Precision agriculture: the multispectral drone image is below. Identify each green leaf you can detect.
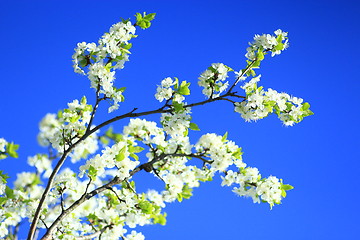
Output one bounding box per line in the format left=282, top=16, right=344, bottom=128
left=143, top=13, right=156, bottom=21
left=303, top=109, right=314, bottom=117
left=173, top=101, right=184, bottom=113
left=189, top=122, right=200, bottom=131
left=138, top=200, right=154, bottom=214
left=182, top=185, right=193, bottom=199
left=256, top=50, right=264, bottom=61
left=281, top=184, right=294, bottom=191
left=274, top=42, right=284, bottom=51
left=88, top=165, right=98, bottom=180
left=6, top=143, right=19, bottom=158
left=5, top=186, right=14, bottom=199
left=222, top=132, right=228, bottom=142
left=301, top=102, right=311, bottom=111
left=232, top=148, right=243, bottom=159
left=130, top=153, right=139, bottom=161
left=177, top=193, right=183, bottom=202
left=118, top=87, right=126, bottom=92
left=252, top=60, right=261, bottom=68
left=79, top=59, right=88, bottom=68
left=123, top=43, right=132, bottom=50
left=129, top=145, right=144, bottom=154
left=100, top=136, right=110, bottom=145
left=57, top=110, right=63, bottom=119
left=115, top=147, right=126, bottom=161
left=135, top=13, right=143, bottom=22
left=105, top=62, right=112, bottom=72
left=0, top=171, right=9, bottom=183
left=81, top=96, right=87, bottom=105
left=174, top=77, right=179, bottom=89
left=183, top=128, right=188, bottom=137
left=178, top=81, right=190, bottom=95
left=105, top=127, right=114, bottom=137
left=135, top=12, right=156, bottom=29
left=153, top=213, right=166, bottom=225
left=157, top=145, right=165, bottom=152
left=0, top=197, right=7, bottom=205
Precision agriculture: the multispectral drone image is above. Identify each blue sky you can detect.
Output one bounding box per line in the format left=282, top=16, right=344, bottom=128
left=1, top=0, right=359, bottom=239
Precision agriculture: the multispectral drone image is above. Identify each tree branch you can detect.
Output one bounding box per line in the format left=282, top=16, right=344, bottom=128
left=30, top=77, right=245, bottom=240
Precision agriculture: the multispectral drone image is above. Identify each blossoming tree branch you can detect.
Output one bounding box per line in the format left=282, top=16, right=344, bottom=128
left=0, top=13, right=313, bottom=240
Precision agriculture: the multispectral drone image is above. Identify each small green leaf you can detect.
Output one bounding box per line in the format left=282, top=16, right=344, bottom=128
left=81, top=96, right=87, bottom=105
left=115, top=147, right=126, bottom=162
left=183, top=128, right=188, bottom=137
left=143, top=13, right=156, bottom=21
left=281, top=184, right=294, bottom=191
left=138, top=200, right=154, bottom=214
left=173, top=101, right=184, bottom=113
left=153, top=213, right=166, bottom=225
left=301, top=102, right=310, bottom=111
left=135, top=13, right=143, bottom=22
left=100, top=136, right=110, bottom=145
left=0, top=171, right=9, bottom=183
left=222, top=132, right=228, bottom=142
left=182, top=185, right=193, bottom=199
left=6, top=143, right=19, bottom=158
left=177, top=193, right=183, bottom=202
left=256, top=50, right=264, bottom=61
left=123, top=43, right=132, bottom=50
left=274, top=42, right=284, bottom=51
left=232, top=148, right=243, bottom=159
left=252, top=60, right=261, bottom=68
left=105, top=62, right=112, bottom=72
left=130, top=153, right=139, bottom=161
left=88, top=165, right=98, bottom=180
left=178, top=81, right=190, bottom=95
left=0, top=197, right=7, bottom=205
left=129, top=145, right=144, bottom=154
left=5, top=186, right=14, bottom=199
left=79, top=59, right=88, bottom=68
left=189, top=122, right=200, bottom=131
left=118, top=87, right=126, bottom=92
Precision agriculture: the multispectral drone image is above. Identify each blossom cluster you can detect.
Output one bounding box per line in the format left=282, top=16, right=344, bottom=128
left=245, top=29, right=289, bottom=61
left=0, top=18, right=310, bottom=240
left=0, top=171, right=43, bottom=238
left=155, top=77, right=175, bottom=102
left=72, top=20, right=137, bottom=112
left=27, top=154, right=53, bottom=178
left=155, top=77, right=189, bottom=105
left=37, top=96, right=99, bottom=159
left=234, top=75, right=313, bottom=126
left=221, top=168, right=285, bottom=208
left=198, top=63, right=232, bottom=98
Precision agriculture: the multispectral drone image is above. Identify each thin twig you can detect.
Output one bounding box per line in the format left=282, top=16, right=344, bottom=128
left=74, top=225, right=113, bottom=240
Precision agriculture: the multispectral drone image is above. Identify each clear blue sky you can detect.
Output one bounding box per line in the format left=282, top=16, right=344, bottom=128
left=1, top=0, right=359, bottom=239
